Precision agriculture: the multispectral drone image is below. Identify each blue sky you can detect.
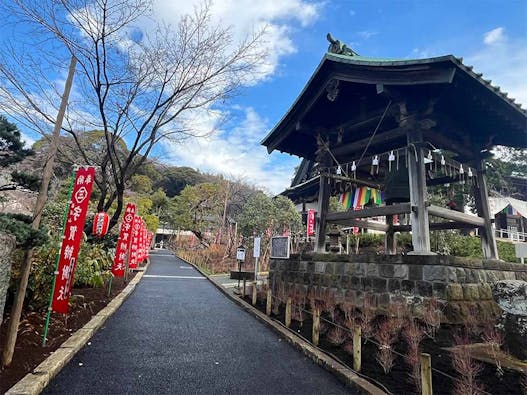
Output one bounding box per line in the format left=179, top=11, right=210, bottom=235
left=1, top=0, right=526, bottom=194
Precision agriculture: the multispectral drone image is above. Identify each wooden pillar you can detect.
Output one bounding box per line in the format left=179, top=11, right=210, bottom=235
left=474, top=161, right=499, bottom=260
left=420, top=353, right=433, bottom=395
left=407, top=130, right=432, bottom=254
left=385, top=203, right=396, bottom=254
left=315, top=174, right=330, bottom=252
left=353, top=325, right=362, bottom=372
left=266, top=289, right=272, bottom=316
left=285, top=297, right=292, bottom=327
left=312, top=307, right=320, bottom=346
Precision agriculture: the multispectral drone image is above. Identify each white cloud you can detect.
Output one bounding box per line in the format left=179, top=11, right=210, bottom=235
left=164, top=106, right=299, bottom=194
left=483, top=27, right=506, bottom=45
left=357, top=30, right=377, bottom=40
left=467, top=32, right=527, bottom=108
left=149, top=0, right=321, bottom=80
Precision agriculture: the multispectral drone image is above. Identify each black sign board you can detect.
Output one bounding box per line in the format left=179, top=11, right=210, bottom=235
left=270, top=236, right=290, bottom=259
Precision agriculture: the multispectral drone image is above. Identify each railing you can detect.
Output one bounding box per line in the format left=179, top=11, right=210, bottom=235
left=494, top=228, right=527, bottom=242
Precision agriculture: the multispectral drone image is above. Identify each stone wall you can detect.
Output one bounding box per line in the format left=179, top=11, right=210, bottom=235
left=269, top=253, right=527, bottom=322
left=0, top=233, right=16, bottom=320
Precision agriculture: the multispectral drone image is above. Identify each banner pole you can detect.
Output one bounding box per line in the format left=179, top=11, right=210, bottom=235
left=107, top=275, right=113, bottom=297
left=42, top=167, right=77, bottom=347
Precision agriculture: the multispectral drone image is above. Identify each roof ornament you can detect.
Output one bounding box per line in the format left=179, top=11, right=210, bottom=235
left=326, top=33, right=357, bottom=56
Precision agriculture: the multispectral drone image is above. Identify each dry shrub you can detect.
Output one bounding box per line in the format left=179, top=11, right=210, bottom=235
left=343, top=340, right=354, bottom=355
left=374, top=317, right=400, bottom=374
left=451, top=334, right=485, bottom=395
left=340, top=301, right=356, bottom=329
left=403, top=319, right=425, bottom=392
left=327, top=325, right=348, bottom=346
left=359, top=293, right=376, bottom=340
left=321, top=288, right=337, bottom=321
left=423, top=297, right=442, bottom=340
left=290, top=286, right=307, bottom=326
left=257, top=282, right=269, bottom=303
left=272, top=282, right=286, bottom=315
left=481, top=324, right=505, bottom=377
left=391, top=300, right=409, bottom=332
left=521, top=369, right=527, bottom=395
left=308, top=287, right=326, bottom=312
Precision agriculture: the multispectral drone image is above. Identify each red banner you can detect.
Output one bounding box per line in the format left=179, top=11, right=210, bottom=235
left=307, top=209, right=316, bottom=236
left=129, top=216, right=140, bottom=269
left=51, top=166, right=96, bottom=314
left=146, top=231, right=153, bottom=259
left=112, top=203, right=136, bottom=277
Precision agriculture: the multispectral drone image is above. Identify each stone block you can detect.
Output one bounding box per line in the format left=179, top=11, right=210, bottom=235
left=289, top=261, right=299, bottom=271
left=478, top=283, right=493, bottom=300
left=446, top=284, right=463, bottom=301
left=400, top=280, right=415, bottom=294
left=503, top=272, right=517, bottom=280
left=378, top=293, right=390, bottom=307
left=372, top=278, right=387, bottom=293
left=325, top=262, right=336, bottom=275
left=314, top=262, right=326, bottom=273
left=455, top=268, right=467, bottom=282
left=322, top=275, right=333, bottom=287
left=416, top=281, right=433, bottom=297
left=350, top=276, right=362, bottom=290
left=423, top=265, right=446, bottom=282
left=379, top=264, right=394, bottom=278
left=334, top=263, right=346, bottom=276
left=366, top=263, right=379, bottom=277
left=387, top=279, right=401, bottom=292
left=298, top=261, right=307, bottom=272
left=306, top=261, right=315, bottom=273
left=445, top=267, right=458, bottom=282
left=363, top=278, right=373, bottom=292
left=432, top=282, right=447, bottom=300
left=393, top=265, right=408, bottom=279
left=408, top=265, right=423, bottom=281
left=462, top=284, right=480, bottom=301
left=346, top=262, right=363, bottom=276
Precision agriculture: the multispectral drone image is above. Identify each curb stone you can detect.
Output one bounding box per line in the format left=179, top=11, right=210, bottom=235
left=6, top=263, right=149, bottom=395
left=177, top=253, right=386, bottom=395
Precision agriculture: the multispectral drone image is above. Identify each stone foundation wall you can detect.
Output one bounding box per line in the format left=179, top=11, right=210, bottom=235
left=269, top=253, right=527, bottom=322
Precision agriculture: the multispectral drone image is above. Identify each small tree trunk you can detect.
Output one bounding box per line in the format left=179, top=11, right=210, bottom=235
left=2, top=56, right=76, bottom=368
left=0, top=233, right=16, bottom=322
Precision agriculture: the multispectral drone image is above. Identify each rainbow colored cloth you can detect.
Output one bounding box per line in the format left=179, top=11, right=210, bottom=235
left=339, top=187, right=383, bottom=209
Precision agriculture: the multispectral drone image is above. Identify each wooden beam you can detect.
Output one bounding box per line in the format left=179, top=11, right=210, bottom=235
left=329, top=219, right=389, bottom=232
left=315, top=173, right=330, bottom=252
left=428, top=205, right=485, bottom=227
left=320, top=173, right=383, bottom=189
left=393, top=221, right=481, bottom=232
left=424, top=129, right=476, bottom=160
left=326, top=203, right=411, bottom=222
left=332, top=127, right=407, bottom=157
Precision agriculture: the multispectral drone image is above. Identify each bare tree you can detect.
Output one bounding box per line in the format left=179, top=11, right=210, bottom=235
left=0, top=0, right=266, bottom=367
left=0, top=0, right=266, bottom=229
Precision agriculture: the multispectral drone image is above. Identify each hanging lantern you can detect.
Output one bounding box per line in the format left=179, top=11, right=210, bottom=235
left=92, top=212, right=110, bottom=237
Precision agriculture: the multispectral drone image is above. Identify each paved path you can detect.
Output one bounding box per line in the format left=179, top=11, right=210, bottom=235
left=44, top=250, right=353, bottom=394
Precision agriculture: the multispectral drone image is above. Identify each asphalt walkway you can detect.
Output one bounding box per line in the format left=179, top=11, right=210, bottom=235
left=44, top=250, right=353, bottom=394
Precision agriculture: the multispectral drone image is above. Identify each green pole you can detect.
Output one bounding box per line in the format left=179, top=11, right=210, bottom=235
left=42, top=167, right=77, bottom=346
left=107, top=275, right=113, bottom=297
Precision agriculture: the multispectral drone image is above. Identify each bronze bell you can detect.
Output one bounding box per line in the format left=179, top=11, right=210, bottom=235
left=384, top=167, right=410, bottom=204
